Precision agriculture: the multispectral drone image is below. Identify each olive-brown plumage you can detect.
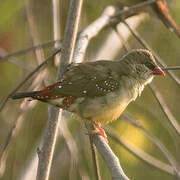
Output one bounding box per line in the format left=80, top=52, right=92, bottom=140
left=12, top=49, right=164, bottom=129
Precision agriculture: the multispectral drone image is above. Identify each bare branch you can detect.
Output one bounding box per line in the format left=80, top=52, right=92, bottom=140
left=0, top=48, right=33, bottom=70
left=123, top=20, right=180, bottom=86
left=36, top=0, right=83, bottom=179
left=120, top=114, right=180, bottom=178
left=113, top=19, right=180, bottom=178
left=121, top=20, right=180, bottom=137
left=73, top=6, right=117, bottom=63
left=0, top=4, right=51, bottom=176
left=149, top=84, right=180, bottom=135
left=89, top=136, right=102, bottom=180
left=0, top=39, right=61, bottom=61
left=92, top=132, right=129, bottom=180
left=105, top=126, right=174, bottom=176
left=112, top=27, right=130, bottom=53
left=162, top=66, right=180, bottom=71
left=59, top=116, right=80, bottom=179
left=0, top=48, right=60, bottom=112
left=73, top=5, right=130, bottom=180
left=114, top=0, right=157, bottom=17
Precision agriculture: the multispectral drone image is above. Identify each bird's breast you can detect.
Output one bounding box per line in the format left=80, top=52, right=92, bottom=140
left=78, top=86, right=136, bottom=124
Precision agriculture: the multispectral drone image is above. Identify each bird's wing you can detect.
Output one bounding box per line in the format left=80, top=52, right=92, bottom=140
left=40, top=61, right=122, bottom=98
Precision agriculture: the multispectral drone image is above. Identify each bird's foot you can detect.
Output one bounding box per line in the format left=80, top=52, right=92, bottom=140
left=91, top=123, right=108, bottom=143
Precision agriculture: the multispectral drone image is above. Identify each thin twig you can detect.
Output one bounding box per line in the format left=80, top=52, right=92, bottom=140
left=73, top=5, right=130, bottom=180
left=0, top=39, right=61, bottom=61
left=0, top=124, right=16, bottom=160
left=113, top=27, right=130, bottom=53
left=123, top=20, right=180, bottom=86
left=149, top=84, right=180, bottom=135
left=92, top=133, right=129, bottom=180
left=0, top=48, right=33, bottom=71
left=59, top=116, right=79, bottom=180
left=122, top=20, right=180, bottom=136
left=0, top=1, right=156, bottom=62
left=36, top=0, right=83, bottom=179
left=0, top=48, right=61, bottom=112
left=0, top=5, right=52, bottom=176
left=52, top=1, right=80, bottom=178
left=73, top=6, right=117, bottom=63
left=115, top=20, right=180, bottom=176
left=114, top=0, right=157, bottom=17
left=0, top=100, right=38, bottom=176
left=162, top=66, right=180, bottom=71
left=89, top=136, right=102, bottom=180
left=120, top=114, right=180, bottom=178
left=92, top=14, right=146, bottom=61
left=105, top=126, right=174, bottom=176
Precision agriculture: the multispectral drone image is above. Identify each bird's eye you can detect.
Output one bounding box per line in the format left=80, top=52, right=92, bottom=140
left=145, top=62, right=155, bottom=70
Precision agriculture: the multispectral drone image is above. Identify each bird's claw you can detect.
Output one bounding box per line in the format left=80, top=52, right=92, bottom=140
left=91, top=124, right=108, bottom=143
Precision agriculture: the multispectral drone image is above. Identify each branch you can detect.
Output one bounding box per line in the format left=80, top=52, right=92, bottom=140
left=0, top=1, right=157, bottom=62
left=0, top=48, right=61, bottom=113
left=121, top=20, right=180, bottom=137
left=0, top=3, right=52, bottom=176
left=73, top=6, right=116, bottom=63
left=73, top=5, right=130, bottom=180
left=114, top=0, right=157, bottom=17
left=105, top=125, right=174, bottom=175
left=0, top=48, right=33, bottom=70
left=123, top=20, right=180, bottom=86
left=162, top=66, right=180, bottom=71
left=149, top=84, right=180, bottom=135
left=93, top=133, right=129, bottom=180
left=36, top=0, right=83, bottom=179
left=89, top=136, right=102, bottom=180
left=59, top=116, right=80, bottom=179
left=120, top=114, right=180, bottom=178
left=0, top=39, right=61, bottom=61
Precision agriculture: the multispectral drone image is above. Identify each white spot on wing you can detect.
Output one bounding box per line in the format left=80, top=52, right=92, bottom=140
left=83, top=90, right=87, bottom=94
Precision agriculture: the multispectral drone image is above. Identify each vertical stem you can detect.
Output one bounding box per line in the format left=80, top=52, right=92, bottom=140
left=89, top=136, right=102, bottom=180
left=53, top=0, right=61, bottom=49
left=36, top=0, right=83, bottom=180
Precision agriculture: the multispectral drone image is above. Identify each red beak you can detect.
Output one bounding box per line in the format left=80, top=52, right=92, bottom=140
left=152, top=66, right=165, bottom=76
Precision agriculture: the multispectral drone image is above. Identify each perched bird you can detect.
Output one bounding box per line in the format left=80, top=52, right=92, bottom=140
left=119, top=0, right=180, bottom=38
left=12, top=49, right=165, bottom=138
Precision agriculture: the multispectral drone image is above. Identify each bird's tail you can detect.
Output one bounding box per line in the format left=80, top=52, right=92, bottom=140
left=153, top=1, right=180, bottom=38
left=11, top=91, right=41, bottom=99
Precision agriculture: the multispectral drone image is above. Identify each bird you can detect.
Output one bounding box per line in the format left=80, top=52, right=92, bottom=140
left=118, top=0, right=180, bottom=38
left=11, top=49, right=165, bottom=139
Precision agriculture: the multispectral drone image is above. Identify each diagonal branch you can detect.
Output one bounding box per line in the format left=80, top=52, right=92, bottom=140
left=73, top=5, right=130, bottom=180
left=89, top=136, right=102, bottom=180
left=149, top=84, right=180, bottom=135
left=0, top=48, right=61, bottom=113
left=0, top=48, right=33, bottom=70
left=0, top=39, right=61, bottom=61
left=105, top=125, right=174, bottom=176
left=123, top=20, right=180, bottom=86
left=114, top=0, right=157, bottom=17
left=162, top=66, right=180, bottom=71
left=120, top=114, right=180, bottom=177
left=121, top=20, right=180, bottom=136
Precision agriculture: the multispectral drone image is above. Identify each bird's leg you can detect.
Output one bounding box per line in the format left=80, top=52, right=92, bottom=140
left=91, top=123, right=108, bottom=142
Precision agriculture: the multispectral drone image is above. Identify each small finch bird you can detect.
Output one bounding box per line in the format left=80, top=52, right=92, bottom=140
left=12, top=49, right=165, bottom=138
left=119, top=0, right=180, bottom=38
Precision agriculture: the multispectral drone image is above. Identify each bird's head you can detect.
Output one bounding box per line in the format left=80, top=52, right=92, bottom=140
left=123, top=49, right=165, bottom=82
